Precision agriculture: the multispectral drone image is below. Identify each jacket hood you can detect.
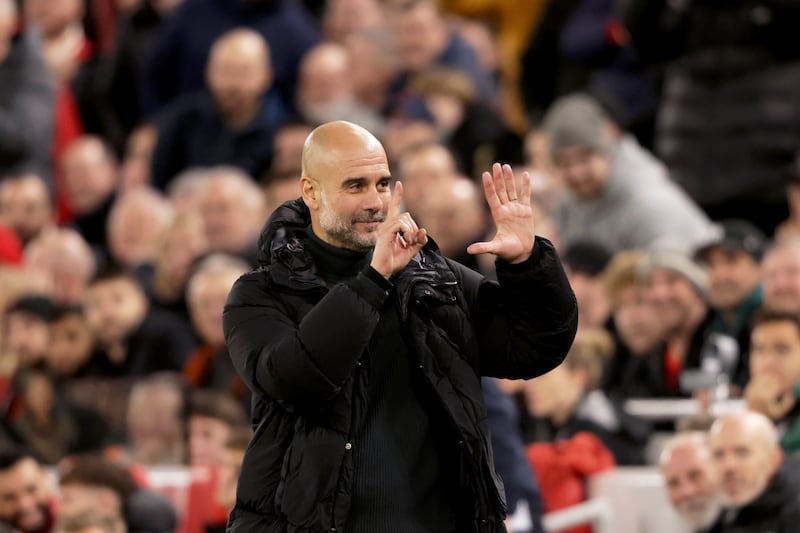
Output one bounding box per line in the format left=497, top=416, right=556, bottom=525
left=256, top=198, right=312, bottom=267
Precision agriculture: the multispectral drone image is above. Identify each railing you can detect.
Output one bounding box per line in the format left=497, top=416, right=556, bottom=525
left=542, top=498, right=613, bottom=533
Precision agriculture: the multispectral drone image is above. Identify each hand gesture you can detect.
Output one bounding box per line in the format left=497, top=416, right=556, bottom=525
left=745, top=375, right=796, bottom=421
left=370, top=181, right=428, bottom=279
left=467, top=163, right=535, bottom=264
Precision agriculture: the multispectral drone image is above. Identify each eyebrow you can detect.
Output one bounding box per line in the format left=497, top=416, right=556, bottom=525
left=340, top=176, right=393, bottom=189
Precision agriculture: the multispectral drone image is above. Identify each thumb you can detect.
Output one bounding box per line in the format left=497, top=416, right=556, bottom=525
left=467, top=240, right=498, bottom=256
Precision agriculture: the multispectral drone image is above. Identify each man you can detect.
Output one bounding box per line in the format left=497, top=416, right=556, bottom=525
left=709, top=411, right=800, bottom=532
left=0, top=450, right=55, bottom=533
left=543, top=93, right=716, bottom=254
left=638, top=250, right=738, bottom=397
left=0, top=0, right=54, bottom=182
left=745, top=310, right=800, bottom=457
left=659, top=432, right=723, bottom=532
left=0, top=174, right=55, bottom=245
left=106, top=186, right=174, bottom=271
left=151, top=29, right=283, bottom=189
left=24, top=227, right=96, bottom=306
left=694, top=219, right=765, bottom=388
left=223, top=121, right=578, bottom=531
left=187, top=390, right=248, bottom=467
left=762, top=237, right=800, bottom=315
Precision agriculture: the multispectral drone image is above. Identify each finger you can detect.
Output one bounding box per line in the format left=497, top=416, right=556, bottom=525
left=492, top=162, right=509, bottom=203
left=467, top=239, right=499, bottom=256
left=520, top=170, right=532, bottom=206
left=482, top=171, right=501, bottom=210
left=402, top=213, right=420, bottom=239
left=389, top=180, right=403, bottom=218
left=502, top=164, right=517, bottom=201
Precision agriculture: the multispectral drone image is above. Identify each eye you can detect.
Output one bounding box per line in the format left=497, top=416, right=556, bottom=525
left=377, top=179, right=391, bottom=191
left=348, top=182, right=362, bottom=191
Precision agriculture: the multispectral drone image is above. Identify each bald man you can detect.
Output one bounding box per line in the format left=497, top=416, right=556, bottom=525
left=223, top=120, right=577, bottom=532
left=659, top=432, right=722, bottom=532
left=151, top=28, right=283, bottom=189
left=709, top=411, right=800, bottom=532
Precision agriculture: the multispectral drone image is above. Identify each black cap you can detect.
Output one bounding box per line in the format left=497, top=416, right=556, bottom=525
left=563, top=240, right=612, bottom=277
left=694, top=219, right=767, bottom=262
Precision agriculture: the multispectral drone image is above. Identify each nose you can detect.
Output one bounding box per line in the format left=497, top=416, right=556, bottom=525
left=363, top=185, right=384, bottom=212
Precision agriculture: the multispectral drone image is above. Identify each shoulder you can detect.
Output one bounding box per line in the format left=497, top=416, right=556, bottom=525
left=226, top=268, right=273, bottom=308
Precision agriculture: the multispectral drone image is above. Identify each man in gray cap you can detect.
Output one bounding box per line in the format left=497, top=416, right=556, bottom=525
left=543, top=93, right=716, bottom=254
left=694, top=219, right=766, bottom=388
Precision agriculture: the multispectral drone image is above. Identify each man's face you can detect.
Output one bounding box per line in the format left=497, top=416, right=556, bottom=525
left=127, top=386, right=184, bottom=464
left=83, top=278, right=147, bottom=345
left=710, top=421, right=780, bottom=507
left=189, top=273, right=238, bottom=347
left=47, top=313, right=93, bottom=375
left=763, top=246, right=800, bottom=314
left=23, top=0, right=82, bottom=38
left=703, top=247, right=761, bottom=312
left=390, top=1, right=445, bottom=71
left=567, top=271, right=608, bottom=330
left=207, top=44, right=269, bottom=119
left=661, top=445, right=721, bottom=530
left=750, top=320, right=800, bottom=393
left=200, top=182, right=259, bottom=254
left=0, top=176, right=53, bottom=244
left=311, top=148, right=392, bottom=252
left=61, top=142, right=117, bottom=216
left=58, top=484, right=120, bottom=520
left=6, top=311, right=50, bottom=366
left=0, top=458, right=51, bottom=533
left=554, top=146, right=610, bottom=200
left=613, top=286, right=663, bottom=355
left=189, top=415, right=232, bottom=467
left=643, top=268, right=703, bottom=335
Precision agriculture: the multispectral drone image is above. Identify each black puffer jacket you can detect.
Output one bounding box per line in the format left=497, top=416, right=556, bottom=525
left=222, top=199, right=578, bottom=532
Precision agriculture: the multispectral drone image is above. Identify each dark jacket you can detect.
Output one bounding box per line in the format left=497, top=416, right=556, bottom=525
left=721, top=458, right=800, bottom=533
left=222, top=199, right=578, bottom=532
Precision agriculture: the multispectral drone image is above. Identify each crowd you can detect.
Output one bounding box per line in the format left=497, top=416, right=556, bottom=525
left=1, top=0, right=800, bottom=532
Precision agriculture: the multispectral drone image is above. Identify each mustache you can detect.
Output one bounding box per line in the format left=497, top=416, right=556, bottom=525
left=352, top=213, right=385, bottom=223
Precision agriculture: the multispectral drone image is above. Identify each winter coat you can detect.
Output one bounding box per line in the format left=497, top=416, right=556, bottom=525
left=721, top=459, right=800, bottom=533
left=222, top=199, right=578, bottom=532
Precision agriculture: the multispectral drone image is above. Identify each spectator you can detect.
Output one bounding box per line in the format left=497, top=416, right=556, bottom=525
left=762, top=238, right=800, bottom=316
left=12, top=364, right=108, bottom=465
left=183, top=254, right=250, bottom=400
left=187, top=390, right=247, bottom=467
left=58, top=454, right=177, bottom=533
left=322, top=0, right=384, bottom=44
left=197, top=167, right=266, bottom=263
left=413, top=176, right=489, bottom=273
left=46, top=305, right=99, bottom=377
left=106, top=186, right=173, bottom=274
left=395, top=142, right=459, bottom=217
left=410, top=68, right=522, bottom=180
left=60, top=135, right=119, bottom=258
left=522, top=328, right=651, bottom=465
left=0, top=0, right=55, bottom=182
left=383, top=0, right=496, bottom=114
left=658, top=432, right=723, bottom=533
left=296, top=42, right=383, bottom=134
left=543, top=93, right=716, bottom=254
left=709, top=411, right=800, bottom=531
left=210, top=427, right=251, bottom=531
left=149, top=210, right=208, bottom=320
left=265, top=122, right=312, bottom=181
left=776, top=156, right=800, bottom=240
left=623, top=0, right=800, bottom=234
left=562, top=240, right=612, bottom=331
left=600, top=250, right=667, bottom=399
left=0, top=174, right=56, bottom=245
left=638, top=250, right=739, bottom=397
left=0, top=450, right=55, bottom=532
left=745, top=310, right=800, bottom=457
left=140, top=0, right=318, bottom=115
left=694, top=220, right=766, bottom=389
left=4, top=295, right=56, bottom=367
left=24, top=227, right=96, bottom=306
left=124, top=373, right=188, bottom=466
left=83, top=268, right=197, bottom=376
left=343, top=27, right=397, bottom=118
left=150, top=29, right=282, bottom=189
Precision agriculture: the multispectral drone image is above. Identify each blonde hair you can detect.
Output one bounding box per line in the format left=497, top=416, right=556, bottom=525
left=563, top=328, right=615, bottom=390
left=603, top=250, right=645, bottom=309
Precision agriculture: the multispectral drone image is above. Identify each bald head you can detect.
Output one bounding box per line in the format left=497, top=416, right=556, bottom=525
left=206, top=29, right=272, bottom=127
left=709, top=411, right=782, bottom=508
left=301, top=121, right=385, bottom=180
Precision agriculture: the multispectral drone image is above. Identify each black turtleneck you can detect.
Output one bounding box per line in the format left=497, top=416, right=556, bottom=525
left=304, top=227, right=457, bottom=533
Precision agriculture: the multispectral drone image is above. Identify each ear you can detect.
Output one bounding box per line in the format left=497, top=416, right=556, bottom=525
left=770, top=447, right=784, bottom=476
left=300, top=177, right=320, bottom=210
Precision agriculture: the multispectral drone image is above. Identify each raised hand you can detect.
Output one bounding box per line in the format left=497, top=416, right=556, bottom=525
left=467, top=163, right=535, bottom=264
left=370, top=181, right=428, bottom=279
